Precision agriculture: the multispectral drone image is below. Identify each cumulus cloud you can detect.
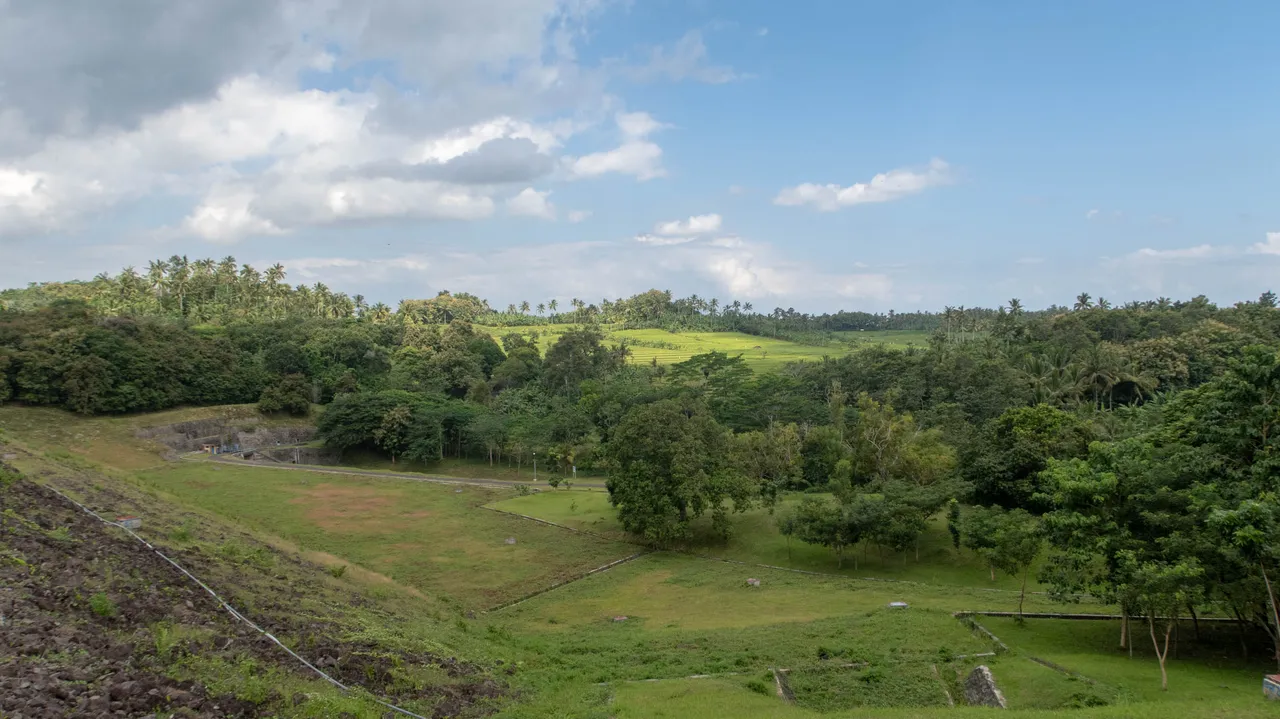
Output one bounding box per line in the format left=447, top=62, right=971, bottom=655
left=1251, top=232, right=1280, bottom=255
left=0, top=2, right=704, bottom=242
left=655, top=213, right=721, bottom=236
left=506, top=187, right=556, bottom=220
left=774, top=158, right=952, bottom=211
left=566, top=111, right=668, bottom=181
left=567, top=209, right=591, bottom=223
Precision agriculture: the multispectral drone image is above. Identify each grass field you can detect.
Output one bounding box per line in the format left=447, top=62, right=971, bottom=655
left=135, top=462, right=633, bottom=610
left=473, top=323, right=930, bottom=371
left=2, top=404, right=1276, bottom=718
left=489, top=489, right=1053, bottom=599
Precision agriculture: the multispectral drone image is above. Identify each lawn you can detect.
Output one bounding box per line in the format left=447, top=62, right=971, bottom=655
left=134, top=462, right=634, bottom=610
left=489, top=490, right=1062, bottom=603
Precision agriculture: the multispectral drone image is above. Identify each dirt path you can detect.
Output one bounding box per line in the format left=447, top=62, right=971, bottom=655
left=189, top=453, right=609, bottom=490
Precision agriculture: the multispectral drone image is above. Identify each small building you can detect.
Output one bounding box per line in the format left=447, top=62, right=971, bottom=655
left=116, top=516, right=142, bottom=530
left=1265, top=674, right=1280, bottom=700
left=200, top=443, right=217, bottom=454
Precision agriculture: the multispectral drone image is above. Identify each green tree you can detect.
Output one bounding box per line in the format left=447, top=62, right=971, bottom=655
left=605, top=400, right=753, bottom=545
left=257, top=373, right=312, bottom=416
left=373, top=405, right=413, bottom=464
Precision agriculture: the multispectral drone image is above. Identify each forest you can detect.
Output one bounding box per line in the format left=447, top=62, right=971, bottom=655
left=4, top=256, right=1280, bottom=679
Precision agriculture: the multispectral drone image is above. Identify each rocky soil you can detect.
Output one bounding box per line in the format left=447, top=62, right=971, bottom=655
left=0, top=460, right=503, bottom=718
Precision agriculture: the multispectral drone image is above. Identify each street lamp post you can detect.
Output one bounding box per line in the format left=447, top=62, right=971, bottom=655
left=533, top=452, right=537, bottom=482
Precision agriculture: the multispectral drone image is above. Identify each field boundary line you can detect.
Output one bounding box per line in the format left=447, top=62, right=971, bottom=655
left=34, top=476, right=433, bottom=719
left=480, top=505, right=642, bottom=545
left=485, top=551, right=649, bottom=613
left=953, top=610, right=1237, bottom=623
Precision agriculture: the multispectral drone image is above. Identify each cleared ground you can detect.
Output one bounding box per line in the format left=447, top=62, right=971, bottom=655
left=137, top=462, right=633, bottom=610
left=1, top=404, right=1275, bottom=718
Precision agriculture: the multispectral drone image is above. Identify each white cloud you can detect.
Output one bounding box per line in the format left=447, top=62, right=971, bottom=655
left=635, top=233, right=697, bottom=246
left=280, top=235, right=894, bottom=309
left=1125, top=245, right=1218, bottom=261
left=566, top=112, right=668, bottom=181
left=774, top=158, right=952, bottom=211
left=506, top=187, right=556, bottom=220
left=1251, top=232, right=1280, bottom=255
left=710, top=236, right=743, bottom=248
left=757, top=28, right=770, bottom=37
left=655, top=213, right=722, bottom=236
left=567, top=209, right=591, bottom=223
left=1086, top=209, right=1100, bottom=220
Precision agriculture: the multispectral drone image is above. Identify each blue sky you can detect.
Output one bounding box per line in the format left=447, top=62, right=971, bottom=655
left=1, top=0, right=1277, bottom=312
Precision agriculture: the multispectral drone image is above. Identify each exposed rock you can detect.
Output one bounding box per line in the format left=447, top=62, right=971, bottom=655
left=964, top=665, right=1007, bottom=708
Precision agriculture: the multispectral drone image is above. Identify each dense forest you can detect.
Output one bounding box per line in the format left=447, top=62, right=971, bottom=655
left=4, top=257, right=1280, bottom=672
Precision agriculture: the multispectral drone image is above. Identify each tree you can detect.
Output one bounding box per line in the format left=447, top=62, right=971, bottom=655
left=257, top=373, right=311, bottom=416
left=605, top=400, right=753, bottom=545
left=1117, top=553, right=1204, bottom=690
left=963, top=507, right=1043, bottom=619
left=373, top=405, right=413, bottom=464
left=543, top=327, right=622, bottom=395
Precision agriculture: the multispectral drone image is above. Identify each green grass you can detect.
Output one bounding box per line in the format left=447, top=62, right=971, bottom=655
left=135, top=462, right=634, bottom=610
left=489, top=490, right=1061, bottom=604
left=984, top=617, right=1273, bottom=710
left=473, top=323, right=930, bottom=371
left=0, top=403, right=309, bottom=471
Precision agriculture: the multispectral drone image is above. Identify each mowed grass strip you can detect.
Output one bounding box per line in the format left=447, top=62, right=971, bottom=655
left=490, top=491, right=1064, bottom=602
left=136, top=463, right=634, bottom=609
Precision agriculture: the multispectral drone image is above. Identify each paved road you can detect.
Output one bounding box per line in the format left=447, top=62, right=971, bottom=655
left=187, top=452, right=609, bottom=490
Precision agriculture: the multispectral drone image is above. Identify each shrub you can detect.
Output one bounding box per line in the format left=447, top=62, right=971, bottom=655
left=89, top=592, right=117, bottom=618
left=329, top=564, right=348, bottom=579
left=746, top=679, right=772, bottom=695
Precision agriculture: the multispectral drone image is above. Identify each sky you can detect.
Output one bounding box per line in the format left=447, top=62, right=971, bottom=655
left=1, top=0, right=1278, bottom=313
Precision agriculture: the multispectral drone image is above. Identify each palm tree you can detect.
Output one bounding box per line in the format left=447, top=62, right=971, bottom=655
left=549, top=299, right=558, bottom=314
left=743, top=302, right=753, bottom=313
left=536, top=302, right=545, bottom=316
left=1008, top=298, right=1023, bottom=317
left=353, top=294, right=367, bottom=318
left=369, top=302, right=391, bottom=323
left=1096, top=297, right=1112, bottom=310
left=520, top=301, right=530, bottom=315
left=1074, top=293, right=1093, bottom=311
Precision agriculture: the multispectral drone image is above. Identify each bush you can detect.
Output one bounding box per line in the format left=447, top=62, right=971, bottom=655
left=89, top=592, right=117, bottom=618
left=329, top=564, right=347, bottom=578
left=746, top=679, right=772, bottom=695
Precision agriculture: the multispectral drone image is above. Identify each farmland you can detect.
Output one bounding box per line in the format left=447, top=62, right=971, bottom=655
left=473, top=323, right=931, bottom=370
left=1, top=404, right=1275, bottom=718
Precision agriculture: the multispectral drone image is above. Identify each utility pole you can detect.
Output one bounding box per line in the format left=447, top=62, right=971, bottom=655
left=533, top=452, right=537, bottom=482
